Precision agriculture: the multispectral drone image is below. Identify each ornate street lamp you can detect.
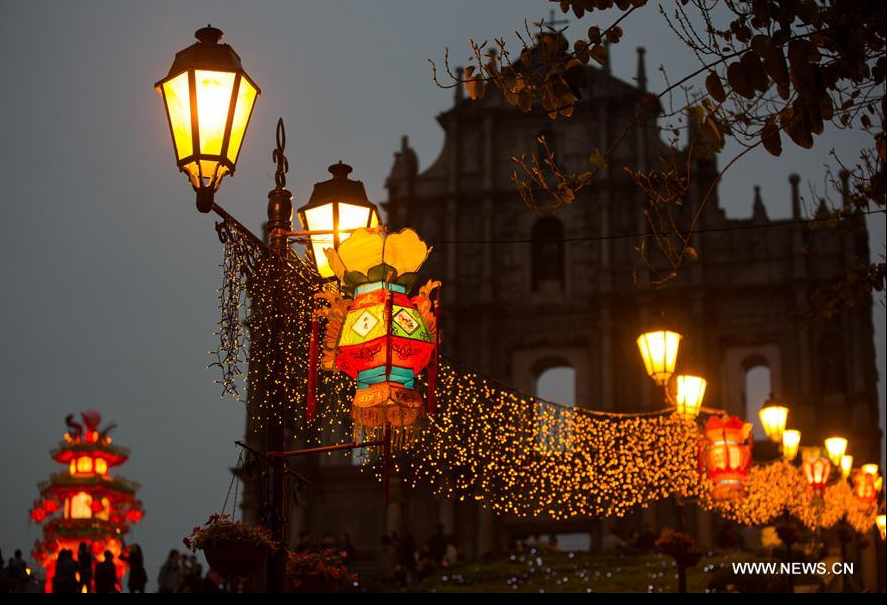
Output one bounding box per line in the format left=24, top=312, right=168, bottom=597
left=840, top=454, right=854, bottom=480
left=876, top=515, right=886, bottom=541
left=758, top=397, right=788, bottom=443
left=156, top=25, right=260, bottom=212
left=673, top=374, right=706, bottom=419
left=154, top=25, right=397, bottom=594
left=824, top=436, right=848, bottom=466
left=781, top=429, right=801, bottom=462
left=636, top=330, right=682, bottom=387
left=295, top=162, right=381, bottom=279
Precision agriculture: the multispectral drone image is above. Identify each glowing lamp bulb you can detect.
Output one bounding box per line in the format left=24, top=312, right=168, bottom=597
left=781, top=430, right=801, bottom=461
left=824, top=436, right=848, bottom=466
left=636, top=330, right=682, bottom=386
left=674, top=375, right=706, bottom=419
left=759, top=405, right=788, bottom=443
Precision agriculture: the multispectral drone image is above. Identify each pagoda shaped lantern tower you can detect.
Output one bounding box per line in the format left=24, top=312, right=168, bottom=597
left=29, top=410, right=144, bottom=592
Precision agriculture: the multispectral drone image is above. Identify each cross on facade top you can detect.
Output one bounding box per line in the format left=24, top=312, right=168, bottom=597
left=542, top=8, right=570, bottom=31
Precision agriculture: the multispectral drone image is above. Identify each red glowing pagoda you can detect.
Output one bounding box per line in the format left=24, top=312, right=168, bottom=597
left=29, top=410, right=144, bottom=592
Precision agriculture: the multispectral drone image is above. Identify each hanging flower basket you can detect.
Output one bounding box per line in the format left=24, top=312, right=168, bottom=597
left=656, top=529, right=703, bottom=568
left=184, top=514, right=276, bottom=577
left=287, top=571, right=340, bottom=594
left=286, top=549, right=354, bottom=593
left=204, top=541, right=269, bottom=577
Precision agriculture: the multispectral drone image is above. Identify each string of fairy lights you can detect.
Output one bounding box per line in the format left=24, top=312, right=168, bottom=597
left=401, top=362, right=703, bottom=519
left=213, top=217, right=879, bottom=528
left=704, top=460, right=877, bottom=533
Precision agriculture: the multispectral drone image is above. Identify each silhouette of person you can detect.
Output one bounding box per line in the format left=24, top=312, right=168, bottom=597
left=94, top=551, right=118, bottom=593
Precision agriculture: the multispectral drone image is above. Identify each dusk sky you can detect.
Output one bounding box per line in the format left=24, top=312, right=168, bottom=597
left=1, top=0, right=883, bottom=589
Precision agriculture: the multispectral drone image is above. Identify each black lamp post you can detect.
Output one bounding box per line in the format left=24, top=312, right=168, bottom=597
left=156, top=27, right=392, bottom=593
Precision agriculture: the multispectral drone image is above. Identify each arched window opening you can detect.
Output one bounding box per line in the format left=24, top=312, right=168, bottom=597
left=535, top=365, right=576, bottom=406
left=534, top=362, right=575, bottom=454
left=531, top=217, right=565, bottom=291
left=744, top=363, right=772, bottom=441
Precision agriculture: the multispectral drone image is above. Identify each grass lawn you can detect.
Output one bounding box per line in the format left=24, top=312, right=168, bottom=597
left=418, top=550, right=782, bottom=593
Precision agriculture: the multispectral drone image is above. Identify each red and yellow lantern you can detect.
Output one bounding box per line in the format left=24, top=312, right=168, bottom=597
left=310, top=227, right=440, bottom=444
left=803, top=455, right=832, bottom=494
left=700, top=415, right=753, bottom=499
left=852, top=464, right=882, bottom=503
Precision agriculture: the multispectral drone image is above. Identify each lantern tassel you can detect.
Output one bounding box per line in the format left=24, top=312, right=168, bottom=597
left=382, top=425, right=392, bottom=506
left=426, top=290, right=441, bottom=417
left=307, top=311, right=319, bottom=420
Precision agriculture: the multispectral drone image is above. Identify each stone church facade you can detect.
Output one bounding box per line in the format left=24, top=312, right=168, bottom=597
left=242, top=50, right=882, bottom=584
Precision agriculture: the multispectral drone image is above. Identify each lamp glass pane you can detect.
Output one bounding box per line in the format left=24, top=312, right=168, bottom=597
left=782, top=429, right=801, bottom=460
left=824, top=436, right=847, bottom=465
left=161, top=72, right=193, bottom=160
left=303, top=204, right=335, bottom=278
left=226, top=77, right=257, bottom=164
left=675, top=375, right=706, bottom=418
left=338, top=203, right=372, bottom=240
left=182, top=160, right=228, bottom=190
left=759, top=405, right=787, bottom=442
left=636, top=330, right=681, bottom=383
left=195, top=70, right=236, bottom=155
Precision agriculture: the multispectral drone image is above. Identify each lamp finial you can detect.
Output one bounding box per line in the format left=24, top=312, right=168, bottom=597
left=329, top=161, right=354, bottom=180
left=195, top=25, right=224, bottom=44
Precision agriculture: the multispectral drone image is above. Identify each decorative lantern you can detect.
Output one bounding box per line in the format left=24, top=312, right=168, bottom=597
left=852, top=464, right=882, bottom=503
left=155, top=26, right=260, bottom=212
left=758, top=397, right=788, bottom=443
left=311, top=227, right=440, bottom=444
left=781, top=429, right=801, bottom=461
left=823, top=436, right=848, bottom=466
left=674, top=375, right=706, bottom=419
left=296, top=162, right=382, bottom=279
left=860, top=463, right=882, bottom=483
left=877, top=515, right=886, bottom=541
left=30, top=505, right=47, bottom=523
left=30, top=411, right=144, bottom=592
left=803, top=456, right=832, bottom=494
left=700, top=415, right=753, bottom=499
left=125, top=503, right=145, bottom=523
left=636, top=330, right=682, bottom=386
left=839, top=454, right=854, bottom=480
